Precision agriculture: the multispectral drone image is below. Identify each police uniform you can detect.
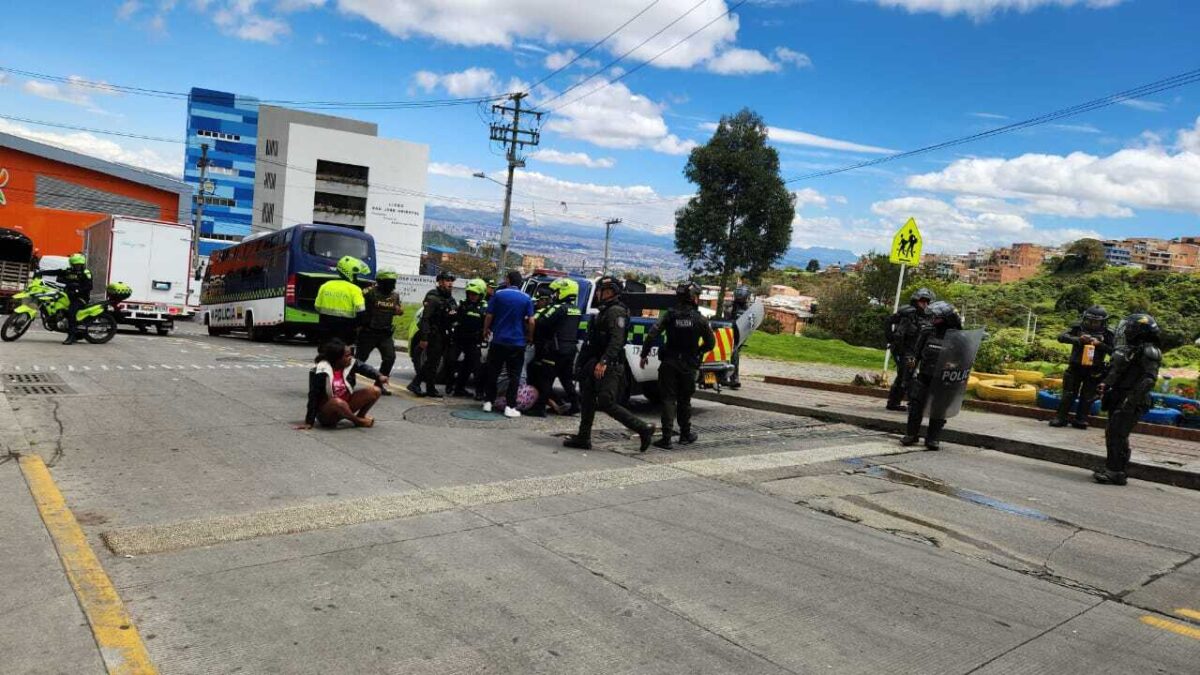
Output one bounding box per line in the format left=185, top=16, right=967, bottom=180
left=643, top=300, right=715, bottom=447
left=357, top=287, right=402, bottom=379
left=45, top=263, right=93, bottom=344
left=885, top=296, right=932, bottom=410
left=1053, top=313, right=1115, bottom=428
left=315, top=278, right=366, bottom=347
left=902, top=302, right=962, bottom=451
left=1097, top=315, right=1163, bottom=485
left=444, top=296, right=486, bottom=395
left=566, top=284, right=653, bottom=451
left=727, top=293, right=748, bottom=388
left=529, top=297, right=583, bottom=415
left=416, top=286, right=457, bottom=396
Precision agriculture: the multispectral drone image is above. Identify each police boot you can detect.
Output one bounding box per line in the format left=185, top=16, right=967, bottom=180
left=925, top=419, right=946, bottom=451
left=425, top=385, right=442, bottom=398
left=379, top=384, right=393, bottom=396
left=653, top=427, right=673, bottom=450
left=1048, top=418, right=1069, bottom=428
left=1092, top=469, right=1127, bottom=486
left=406, top=382, right=426, bottom=397
left=637, top=424, right=657, bottom=453
left=678, top=429, right=698, bottom=445
left=1070, top=418, right=1089, bottom=430
left=62, top=335, right=79, bottom=345
left=562, top=435, right=592, bottom=450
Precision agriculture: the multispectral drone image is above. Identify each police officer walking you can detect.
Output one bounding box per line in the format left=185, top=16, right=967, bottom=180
left=527, top=278, right=584, bottom=417
left=727, top=286, right=750, bottom=389
left=1095, top=314, right=1162, bottom=486
left=314, top=256, right=370, bottom=348
left=443, top=278, right=487, bottom=397
left=563, top=276, right=655, bottom=452
left=43, top=253, right=93, bottom=345
left=900, top=301, right=962, bottom=451
left=357, top=269, right=403, bottom=396
left=640, top=282, right=715, bottom=449
left=408, top=271, right=457, bottom=398
left=1051, top=306, right=1115, bottom=429
left=885, top=288, right=934, bottom=411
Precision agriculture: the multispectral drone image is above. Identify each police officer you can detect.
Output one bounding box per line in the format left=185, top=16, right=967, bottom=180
left=527, top=278, right=584, bottom=417
left=314, top=256, right=369, bottom=348
left=357, top=269, right=403, bottom=396
left=727, top=286, right=751, bottom=389
left=900, top=301, right=962, bottom=451
left=43, top=253, right=93, bottom=345
left=443, top=278, right=487, bottom=397
left=563, top=276, right=655, bottom=452
left=1095, top=314, right=1162, bottom=486
left=408, top=271, right=457, bottom=398
left=1051, top=306, right=1115, bottom=429
left=640, top=281, right=715, bottom=449
left=885, top=288, right=934, bottom=411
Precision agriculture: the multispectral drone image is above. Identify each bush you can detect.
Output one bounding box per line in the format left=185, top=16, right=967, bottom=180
left=1026, top=337, right=1071, bottom=363
left=801, top=325, right=835, bottom=340
left=759, top=316, right=784, bottom=335
left=1055, top=284, right=1094, bottom=313
left=975, top=328, right=1030, bottom=373
left=1165, top=345, right=1200, bottom=368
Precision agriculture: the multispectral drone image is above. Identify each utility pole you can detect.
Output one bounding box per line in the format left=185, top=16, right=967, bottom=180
left=489, top=93, right=542, bottom=276
left=191, top=143, right=209, bottom=270
left=602, top=218, right=621, bottom=276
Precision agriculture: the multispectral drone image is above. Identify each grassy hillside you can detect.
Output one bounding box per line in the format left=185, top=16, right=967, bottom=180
left=741, top=332, right=885, bottom=369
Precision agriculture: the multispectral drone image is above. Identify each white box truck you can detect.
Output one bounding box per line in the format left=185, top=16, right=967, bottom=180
left=84, top=215, right=193, bottom=335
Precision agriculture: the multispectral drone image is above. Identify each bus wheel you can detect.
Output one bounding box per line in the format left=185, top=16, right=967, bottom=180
left=245, top=315, right=272, bottom=343
left=207, top=325, right=227, bottom=337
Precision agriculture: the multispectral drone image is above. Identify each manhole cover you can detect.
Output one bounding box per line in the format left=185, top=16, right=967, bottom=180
left=3, top=372, right=63, bottom=384
left=5, top=383, right=75, bottom=396
left=451, top=409, right=507, bottom=422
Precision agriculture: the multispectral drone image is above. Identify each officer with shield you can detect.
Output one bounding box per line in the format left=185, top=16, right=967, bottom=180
left=885, top=288, right=934, bottom=411
left=726, top=286, right=751, bottom=389
left=901, top=301, right=972, bottom=451
left=1095, top=314, right=1163, bottom=486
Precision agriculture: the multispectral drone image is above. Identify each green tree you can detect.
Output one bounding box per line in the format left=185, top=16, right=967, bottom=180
left=806, top=258, right=820, bottom=273
left=858, top=253, right=903, bottom=305
left=1055, top=238, right=1107, bottom=273
left=675, top=108, right=796, bottom=315
left=1054, top=284, right=1094, bottom=313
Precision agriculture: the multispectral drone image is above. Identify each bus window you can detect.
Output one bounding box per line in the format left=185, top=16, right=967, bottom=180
left=302, top=230, right=369, bottom=261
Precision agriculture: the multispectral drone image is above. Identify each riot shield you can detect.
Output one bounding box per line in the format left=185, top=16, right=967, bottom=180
left=925, top=328, right=985, bottom=419
left=734, top=299, right=765, bottom=348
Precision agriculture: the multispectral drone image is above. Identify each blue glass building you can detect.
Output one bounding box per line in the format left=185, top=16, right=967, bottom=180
left=184, top=88, right=259, bottom=256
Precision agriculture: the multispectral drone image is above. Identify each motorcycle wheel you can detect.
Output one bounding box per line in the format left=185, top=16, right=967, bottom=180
left=1, top=313, right=32, bottom=342
left=83, top=314, right=118, bottom=344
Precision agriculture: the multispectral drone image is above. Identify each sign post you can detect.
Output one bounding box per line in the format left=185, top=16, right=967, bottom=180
left=883, top=218, right=923, bottom=381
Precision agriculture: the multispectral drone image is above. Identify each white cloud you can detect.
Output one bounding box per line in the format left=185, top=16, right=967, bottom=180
left=0, top=73, right=9, bottom=87
left=429, top=162, right=480, bottom=179
left=773, top=46, right=812, bottom=68
left=0, top=119, right=183, bottom=177
left=530, top=149, right=616, bottom=169
left=701, top=123, right=895, bottom=154
left=792, top=187, right=845, bottom=209
left=337, top=0, right=740, bottom=69
left=277, top=0, right=326, bottom=10
left=116, top=0, right=142, bottom=20
left=544, top=49, right=578, bottom=70
left=412, top=67, right=525, bottom=97
left=20, top=76, right=120, bottom=112
left=870, top=196, right=1100, bottom=253
left=1118, top=98, right=1167, bottom=112
left=705, top=48, right=780, bottom=75
left=1047, top=122, right=1101, bottom=134
left=544, top=79, right=697, bottom=155
left=906, top=117, right=1200, bottom=217
left=875, top=0, right=1125, bottom=21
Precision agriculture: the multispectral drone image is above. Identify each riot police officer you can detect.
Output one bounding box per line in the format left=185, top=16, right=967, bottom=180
left=727, top=286, right=751, bottom=389
left=640, top=281, right=715, bottom=449
left=1051, top=306, right=1115, bottom=429
left=527, top=278, right=584, bottom=417
left=43, top=253, right=93, bottom=345
left=408, top=271, right=457, bottom=398
left=357, top=269, right=403, bottom=396
left=1095, top=314, right=1162, bottom=486
left=885, top=288, right=934, bottom=411
left=443, top=278, right=487, bottom=397
left=901, top=301, right=963, bottom=451
left=563, top=276, right=655, bottom=452
left=314, top=256, right=369, bottom=348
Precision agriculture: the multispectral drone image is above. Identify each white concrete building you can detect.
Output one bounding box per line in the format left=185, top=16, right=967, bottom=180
left=251, top=106, right=429, bottom=274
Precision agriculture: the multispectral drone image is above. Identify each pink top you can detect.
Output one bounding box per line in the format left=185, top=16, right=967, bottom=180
left=331, top=370, right=351, bottom=402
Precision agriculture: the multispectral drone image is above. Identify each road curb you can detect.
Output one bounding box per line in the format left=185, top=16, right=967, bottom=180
left=694, top=389, right=1200, bottom=491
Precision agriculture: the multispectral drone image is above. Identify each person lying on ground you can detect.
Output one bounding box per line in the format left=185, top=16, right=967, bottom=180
left=298, top=338, right=387, bottom=430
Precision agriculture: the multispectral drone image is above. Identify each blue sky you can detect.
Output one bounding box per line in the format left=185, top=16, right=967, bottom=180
left=1, top=0, right=1198, bottom=255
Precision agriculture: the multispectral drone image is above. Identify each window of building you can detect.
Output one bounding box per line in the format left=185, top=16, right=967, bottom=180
left=313, top=191, right=366, bottom=216
left=263, top=172, right=277, bottom=189
left=205, top=165, right=238, bottom=177
left=197, top=129, right=242, bottom=142
left=265, top=139, right=279, bottom=157
left=315, top=159, right=369, bottom=186
left=203, top=233, right=244, bottom=242
left=201, top=195, right=236, bottom=207
left=261, top=202, right=275, bottom=224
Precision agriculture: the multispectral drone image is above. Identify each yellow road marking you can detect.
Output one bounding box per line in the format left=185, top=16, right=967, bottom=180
left=1141, top=615, right=1200, bottom=641
left=1176, top=608, right=1200, bottom=622
left=18, top=455, right=157, bottom=674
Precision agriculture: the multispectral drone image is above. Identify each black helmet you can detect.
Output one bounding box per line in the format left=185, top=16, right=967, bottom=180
left=928, top=301, right=962, bottom=330
left=733, top=286, right=751, bottom=301
left=1115, top=313, right=1161, bottom=348
left=436, top=271, right=456, bottom=282
left=1081, top=305, right=1109, bottom=332
left=596, top=276, right=624, bottom=297
left=910, top=288, right=935, bottom=305
left=676, top=281, right=701, bottom=303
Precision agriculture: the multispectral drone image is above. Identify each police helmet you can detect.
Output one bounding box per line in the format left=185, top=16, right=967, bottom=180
left=69, top=253, right=87, bottom=268
left=1081, top=305, right=1108, bottom=332
left=1115, top=313, right=1161, bottom=349
left=549, top=277, right=579, bottom=301
left=927, top=301, right=962, bottom=330
left=336, top=256, right=370, bottom=281
left=596, top=276, right=624, bottom=297
left=465, top=278, right=487, bottom=296
left=676, top=281, right=701, bottom=303
left=733, top=286, right=751, bottom=301
left=910, top=288, right=935, bottom=305
left=436, top=271, right=456, bottom=282
left=376, top=268, right=398, bottom=281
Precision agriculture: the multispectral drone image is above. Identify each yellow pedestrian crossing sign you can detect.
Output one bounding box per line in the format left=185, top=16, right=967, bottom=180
left=890, top=218, right=922, bottom=266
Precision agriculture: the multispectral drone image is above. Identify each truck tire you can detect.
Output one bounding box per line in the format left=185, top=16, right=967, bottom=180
left=156, top=324, right=171, bottom=336
left=1005, top=369, right=1045, bottom=386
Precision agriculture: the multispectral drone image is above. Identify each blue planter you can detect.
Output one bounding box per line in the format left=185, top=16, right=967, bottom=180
left=1151, top=393, right=1200, bottom=411
left=1141, top=407, right=1183, bottom=426
left=1036, top=390, right=1100, bottom=416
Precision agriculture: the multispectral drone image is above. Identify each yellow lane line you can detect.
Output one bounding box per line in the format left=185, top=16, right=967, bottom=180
left=18, top=455, right=157, bottom=674
left=1141, top=615, right=1200, bottom=641
left=1176, top=608, right=1200, bottom=622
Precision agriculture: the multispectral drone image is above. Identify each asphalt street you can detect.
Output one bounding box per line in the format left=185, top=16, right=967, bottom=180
left=1, top=320, right=1198, bottom=674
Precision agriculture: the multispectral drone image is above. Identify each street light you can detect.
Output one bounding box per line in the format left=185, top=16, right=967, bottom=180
left=472, top=171, right=506, bottom=188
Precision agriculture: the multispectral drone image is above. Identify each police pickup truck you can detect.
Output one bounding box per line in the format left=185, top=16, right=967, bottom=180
left=523, top=272, right=763, bottom=403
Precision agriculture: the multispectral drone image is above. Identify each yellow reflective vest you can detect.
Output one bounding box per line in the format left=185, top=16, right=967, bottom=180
left=314, top=278, right=365, bottom=319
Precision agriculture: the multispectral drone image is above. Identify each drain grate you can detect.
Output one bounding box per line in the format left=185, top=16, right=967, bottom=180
left=3, top=372, right=63, bottom=384
left=5, top=383, right=75, bottom=396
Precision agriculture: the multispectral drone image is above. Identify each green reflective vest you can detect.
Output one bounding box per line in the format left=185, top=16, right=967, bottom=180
left=314, top=279, right=365, bottom=319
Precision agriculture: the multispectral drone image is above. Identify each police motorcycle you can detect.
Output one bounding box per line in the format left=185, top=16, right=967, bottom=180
left=0, top=274, right=125, bottom=344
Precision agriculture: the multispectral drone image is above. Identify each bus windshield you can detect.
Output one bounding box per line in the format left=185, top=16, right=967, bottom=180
left=302, top=230, right=370, bottom=262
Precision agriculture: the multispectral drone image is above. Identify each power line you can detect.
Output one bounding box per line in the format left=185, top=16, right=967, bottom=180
left=525, top=0, right=664, bottom=93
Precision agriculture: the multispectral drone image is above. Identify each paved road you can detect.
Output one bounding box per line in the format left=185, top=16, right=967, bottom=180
left=1, top=321, right=1197, bottom=674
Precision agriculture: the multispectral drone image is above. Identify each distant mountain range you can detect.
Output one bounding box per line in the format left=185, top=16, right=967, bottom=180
left=424, top=205, right=857, bottom=269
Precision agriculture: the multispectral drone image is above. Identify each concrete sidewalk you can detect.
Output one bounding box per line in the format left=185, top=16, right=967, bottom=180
left=697, top=381, right=1200, bottom=490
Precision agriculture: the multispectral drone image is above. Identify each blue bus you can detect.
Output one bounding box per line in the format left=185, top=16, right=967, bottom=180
left=201, top=224, right=376, bottom=341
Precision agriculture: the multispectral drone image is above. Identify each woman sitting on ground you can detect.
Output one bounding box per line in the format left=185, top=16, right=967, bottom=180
left=298, top=339, right=387, bottom=430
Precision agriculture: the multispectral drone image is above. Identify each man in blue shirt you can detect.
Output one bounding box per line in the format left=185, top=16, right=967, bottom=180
left=482, top=270, right=535, bottom=418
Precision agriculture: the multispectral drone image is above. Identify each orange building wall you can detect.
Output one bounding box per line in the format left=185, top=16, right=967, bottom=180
left=0, top=147, right=182, bottom=257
